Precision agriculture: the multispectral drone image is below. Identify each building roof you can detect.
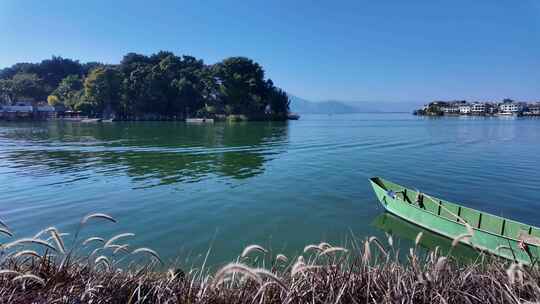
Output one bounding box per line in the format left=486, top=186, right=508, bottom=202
left=1, top=105, right=33, bottom=112
left=36, top=105, right=55, bottom=112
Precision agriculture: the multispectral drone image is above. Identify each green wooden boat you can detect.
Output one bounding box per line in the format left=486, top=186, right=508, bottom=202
left=369, top=177, right=540, bottom=265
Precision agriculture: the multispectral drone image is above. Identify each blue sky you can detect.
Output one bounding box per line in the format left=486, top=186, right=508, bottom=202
left=1, top=0, right=539, bottom=103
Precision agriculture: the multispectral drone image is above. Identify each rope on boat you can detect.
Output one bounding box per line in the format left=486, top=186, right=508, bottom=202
left=414, top=190, right=474, bottom=235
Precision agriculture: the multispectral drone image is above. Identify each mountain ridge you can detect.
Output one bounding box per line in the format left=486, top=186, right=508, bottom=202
left=288, top=95, right=420, bottom=114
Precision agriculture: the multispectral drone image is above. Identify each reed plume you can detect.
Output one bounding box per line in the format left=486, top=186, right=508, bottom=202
left=452, top=233, right=472, bottom=247
left=81, top=213, right=117, bottom=225
left=386, top=233, right=393, bottom=247
left=362, top=239, right=371, bottom=263
left=104, top=233, right=135, bottom=248
left=82, top=236, right=105, bottom=246
left=320, top=246, right=348, bottom=256
left=415, top=232, right=423, bottom=246
left=3, top=238, right=57, bottom=252
left=275, top=254, right=288, bottom=263
left=368, top=236, right=388, bottom=258
left=0, top=270, right=20, bottom=276
left=11, top=250, right=41, bottom=259
left=212, top=263, right=261, bottom=288
left=303, top=244, right=322, bottom=253
left=12, top=274, right=45, bottom=286
left=0, top=213, right=536, bottom=304
left=0, top=227, right=13, bottom=237
left=94, top=255, right=111, bottom=270
left=0, top=218, right=8, bottom=229
left=112, top=244, right=130, bottom=254
left=290, top=256, right=306, bottom=276
left=33, top=226, right=59, bottom=239
left=132, top=247, right=163, bottom=264
left=240, top=244, right=268, bottom=258
left=50, top=229, right=66, bottom=254
left=318, top=242, right=332, bottom=250
left=254, top=268, right=288, bottom=291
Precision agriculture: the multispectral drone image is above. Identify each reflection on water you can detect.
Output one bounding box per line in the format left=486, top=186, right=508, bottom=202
left=0, top=121, right=289, bottom=188
left=372, top=212, right=482, bottom=263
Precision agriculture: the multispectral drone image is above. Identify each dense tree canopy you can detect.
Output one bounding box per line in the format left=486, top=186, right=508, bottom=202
left=81, top=67, right=123, bottom=117
left=53, top=74, right=84, bottom=109
left=0, top=53, right=290, bottom=120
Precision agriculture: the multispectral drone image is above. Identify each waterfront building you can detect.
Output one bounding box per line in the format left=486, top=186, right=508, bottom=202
left=35, top=104, right=57, bottom=120
left=471, top=103, right=486, bottom=114
left=525, top=103, right=540, bottom=115
left=416, top=99, right=540, bottom=116
left=499, top=102, right=520, bottom=113
left=1, top=102, right=34, bottom=120
left=485, top=103, right=498, bottom=114
left=0, top=101, right=58, bottom=120
left=441, top=105, right=459, bottom=114
left=459, top=105, right=471, bottom=114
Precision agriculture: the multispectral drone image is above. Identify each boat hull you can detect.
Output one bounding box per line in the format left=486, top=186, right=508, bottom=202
left=369, top=177, right=539, bottom=265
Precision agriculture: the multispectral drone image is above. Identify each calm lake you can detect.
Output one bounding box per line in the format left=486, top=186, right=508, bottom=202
left=1, top=114, right=539, bottom=265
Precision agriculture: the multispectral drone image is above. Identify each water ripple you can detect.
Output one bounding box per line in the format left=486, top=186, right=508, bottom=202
left=1, top=116, right=540, bottom=264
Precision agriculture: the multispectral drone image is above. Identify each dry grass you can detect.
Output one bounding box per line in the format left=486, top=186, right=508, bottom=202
left=1, top=213, right=540, bottom=303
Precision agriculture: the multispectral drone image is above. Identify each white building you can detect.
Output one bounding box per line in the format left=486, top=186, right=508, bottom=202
left=499, top=102, right=520, bottom=113
left=527, top=103, right=540, bottom=115
left=441, top=105, right=460, bottom=114
left=471, top=103, right=485, bottom=114
left=2, top=102, right=34, bottom=113
left=459, top=105, right=471, bottom=114
left=35, top=104, right=57, bottom=119
left=1, top=102, right=34, bottom=119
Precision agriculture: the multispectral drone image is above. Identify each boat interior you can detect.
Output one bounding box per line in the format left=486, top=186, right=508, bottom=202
left=370, top=177, right=540, bottom=241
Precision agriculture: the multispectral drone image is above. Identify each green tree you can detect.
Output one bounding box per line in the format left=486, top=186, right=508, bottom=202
left=120, top=53, right=209, bottom=118
left=53, top=75, right=84, bottom=110
left=0, top=79, right=15, bottom=104
left=1, top=56, right=84, bottom=97
left=213, top=57, right=267, bottom=115
left=38, top=56, right=84, bottom=90
left=170, top=56, right=207, bottom=116
left=173, top=77, right=202, bottom=116
left=1, top=51, right=291, bottom=120
left=266, top=84, right=290, bottom=116
left=11, top=73, right=47, bottom=101
left=54, top=75, right=83, bottom=100
left=82, top=67, right=122, bottom=116
left=122, top=63, right=153, bottom=116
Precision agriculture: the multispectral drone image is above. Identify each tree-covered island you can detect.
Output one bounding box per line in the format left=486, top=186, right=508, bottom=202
left=0, top=52, right=290, bottom=121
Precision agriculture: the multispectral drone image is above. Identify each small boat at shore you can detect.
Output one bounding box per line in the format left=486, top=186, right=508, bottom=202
left=186, top=118, right=214, bottom=123
left=369, top=177, right=540, bottom=264
left=287, top=113, right=300, bottom=120
left=80, top=118, right=101, bottom=123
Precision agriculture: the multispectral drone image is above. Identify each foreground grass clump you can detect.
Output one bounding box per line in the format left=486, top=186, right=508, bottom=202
left=1, top=214, right=540, bottom=303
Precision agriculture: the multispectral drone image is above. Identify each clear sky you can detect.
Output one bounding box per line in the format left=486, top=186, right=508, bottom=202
left=1, top=0, right=539, bottom=103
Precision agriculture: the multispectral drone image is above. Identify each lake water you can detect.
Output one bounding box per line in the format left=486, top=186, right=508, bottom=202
left=1, top=114, right=539, bottom=265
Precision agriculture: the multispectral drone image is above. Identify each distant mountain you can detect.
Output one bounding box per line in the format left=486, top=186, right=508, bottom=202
left=288, top=96, right=359, bottom=114
left=288, top=95, right=420, bottom=114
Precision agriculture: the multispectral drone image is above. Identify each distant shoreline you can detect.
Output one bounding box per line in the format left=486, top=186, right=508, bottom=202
left=414, top=99, right=540, bottom=117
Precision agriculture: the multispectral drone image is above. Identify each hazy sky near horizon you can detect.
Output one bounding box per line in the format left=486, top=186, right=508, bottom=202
left=1, top=0, right=539, bottom=103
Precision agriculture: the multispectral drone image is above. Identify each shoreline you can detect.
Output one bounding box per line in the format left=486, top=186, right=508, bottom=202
left=415, top=100, right=540, bottom=117
left=0, top=114, right=294, bottom=123
left=414, top=112, right=540, bottom=117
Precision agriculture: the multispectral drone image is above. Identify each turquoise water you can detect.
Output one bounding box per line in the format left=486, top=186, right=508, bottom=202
left=1, top=114, right=539, bottom=265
